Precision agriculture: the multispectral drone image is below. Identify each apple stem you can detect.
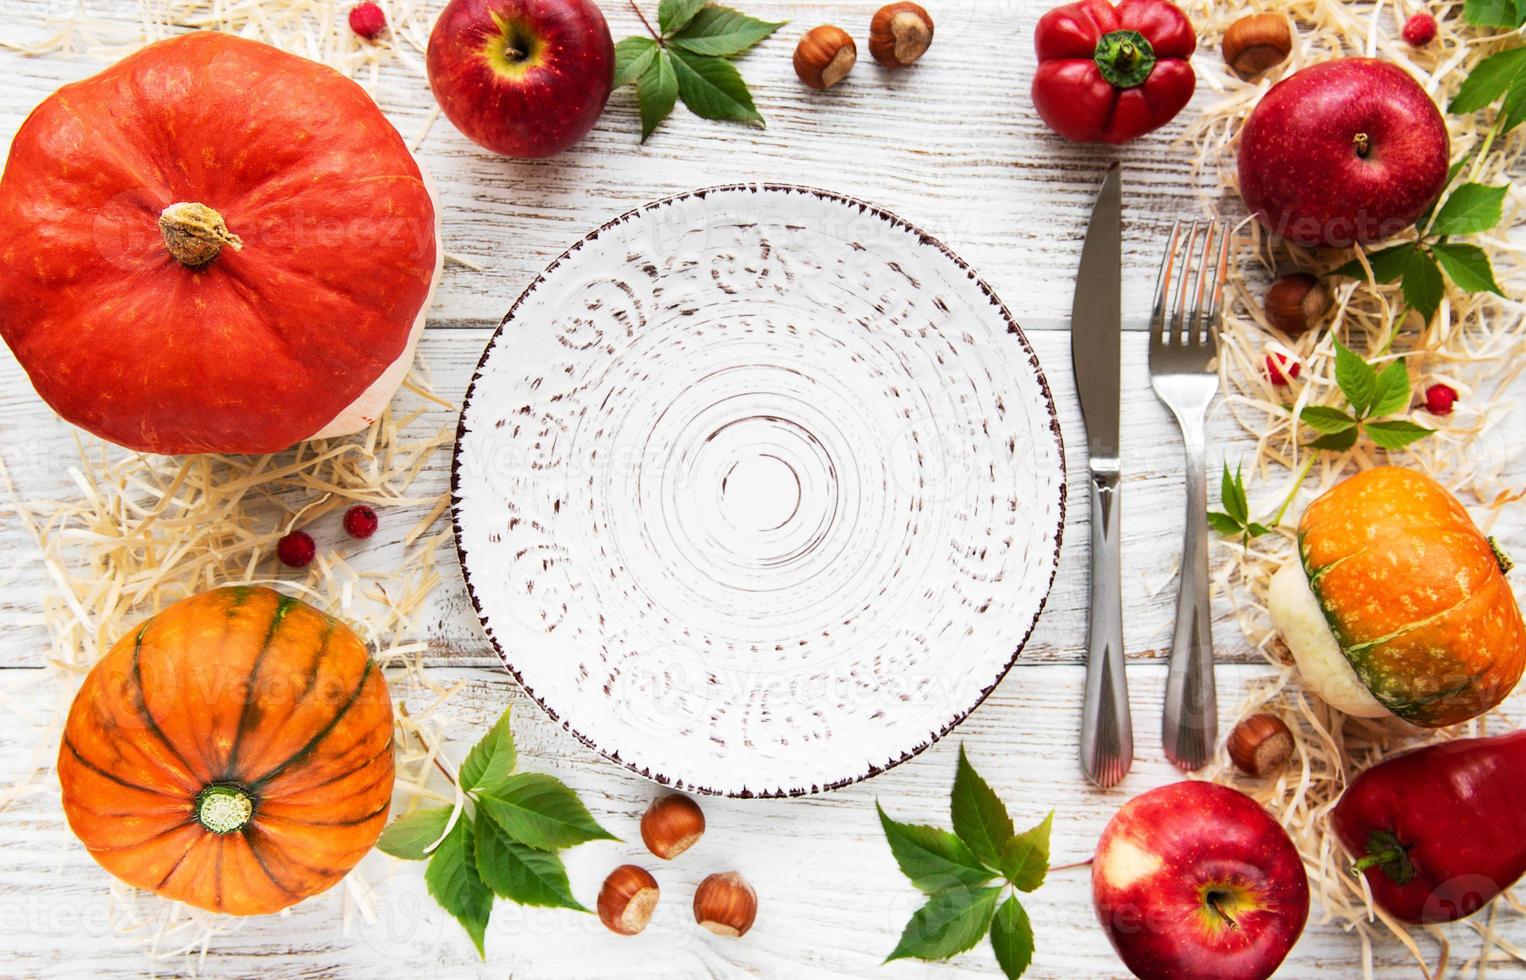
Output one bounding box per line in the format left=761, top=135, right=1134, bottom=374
left=628, top=0, right=661, bottom=40
left=1352, top=132, right=1371, bottom=159
left=1206, top=891, right=1239, bottom=931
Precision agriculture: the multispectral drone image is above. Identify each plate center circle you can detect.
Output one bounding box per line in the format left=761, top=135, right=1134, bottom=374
left=721, top=452, right=801, bottom=532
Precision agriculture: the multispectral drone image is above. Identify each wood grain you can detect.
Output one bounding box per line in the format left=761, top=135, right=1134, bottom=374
left=0, top=3, right=1522, bottom=976
left=0, top=663, right=1492, bottom=979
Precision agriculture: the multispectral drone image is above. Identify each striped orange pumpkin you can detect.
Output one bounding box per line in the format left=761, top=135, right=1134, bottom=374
left=58, top=587, right=394, bottom=914
left=1290, top=467, right=1524, bottom=726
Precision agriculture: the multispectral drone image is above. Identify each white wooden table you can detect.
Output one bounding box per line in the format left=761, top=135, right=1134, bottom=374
left=0, top=0, right=1522, bottom=976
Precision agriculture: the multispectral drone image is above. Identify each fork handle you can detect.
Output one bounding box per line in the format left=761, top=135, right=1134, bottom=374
left=1162, top=418, right=1217, bottom=771
left=1080, top=463, right=1133, bottom=788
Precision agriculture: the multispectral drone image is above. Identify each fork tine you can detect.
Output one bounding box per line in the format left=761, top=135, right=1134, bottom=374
left=1204, top=222, right=1231, bottom=350
left=1189, top=222, right=1215, bottom=346
left=1151, top=220, right=1181, bottom=348
left=1170, top=223, right=1198, bottom=345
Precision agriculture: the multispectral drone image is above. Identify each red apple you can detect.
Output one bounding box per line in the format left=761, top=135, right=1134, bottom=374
left=1238, top=58, right=1449, bottom=247
left=1093, top=782, right=1310, bottom=980
left=427, top=0, right=614, bottom=158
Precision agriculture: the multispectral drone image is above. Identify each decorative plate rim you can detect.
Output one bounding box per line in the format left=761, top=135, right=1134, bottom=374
left=449, top=182, right=1067, bottom=798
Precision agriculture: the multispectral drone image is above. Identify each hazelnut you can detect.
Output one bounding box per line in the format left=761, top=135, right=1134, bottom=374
left=1222, top=13, right=1292, bottom=79
left=794, top=25, right=857, bottom=89
left=597, top=865, right=659, bottom=935
left=693, top=871, right=757, bottom=937
left=1227, top=714, right=1295, bottom=777
left=1264, top=273, right=1332, bottom=336
left=869, top=2, right=933, bottom=69
left=641, top=793, right=706, bottom=859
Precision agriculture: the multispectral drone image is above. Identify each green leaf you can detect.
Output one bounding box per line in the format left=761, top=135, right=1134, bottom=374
left=669, top=48, right=763, bottom=126
left=475, top=815, right=588, bottom=912
left=477, top=772, right=618, bottom=851
left=614, top=36, right=658, bottom=87
left=459, top=707, right=517, bottom=795
left=1207, top=511, right=1245, bottom=536
left=949, top=745, right=1014, bottom=871
left=1366, top=419, right=1435, bottom=450
left=1332, top=339, right=1377, bottom=416
left=1246, top=522, right=1272, bottom=538
left=1464, top=0, right=1526, bottom=27
left=1299, top=405, right=1358, bottom=434
left=1335, top=242, right=1417, bottom=283
left=877, top=803, right=995, bottom=893
left=990, top=896, right=1036, bottom=980
left=1433, top=242, right=1506, bottom=296
left=377, top=806, right=453, bottom=860
left=636, top=50, right=678, bottom=142
left=1449, top=46, right=1526, bottom=114
left=998, top=811, right=1053, bottom=892
left=1309, top=427, right=1359, bottom=452
left=1219, top=463, right=1248, bottom=524
left=425, top=815, right=494, bottom=958
left=885, top=886, right=1003, bottom=963
left=658, top=0, right=707, bottom=34
left=1430, top=183, right=1507, bottom=236
left=670, top=4, right=785, bottom=56
left=1401, top=248, right=1445, bottom=323
left=1368, top=360, right=1413, bottom=419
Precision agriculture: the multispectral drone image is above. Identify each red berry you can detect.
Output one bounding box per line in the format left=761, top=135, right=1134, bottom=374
left=277, top=531, right=316, bottom=568
left=343, top=504, right=380, bottom=539
left=1403, top=12, right=1436, bottom=47
left=1424, top=382, right=1457, bottom=415
left=1266, top=353, right=1301, bottom=387
left=349, top=2, right=386, bottom=39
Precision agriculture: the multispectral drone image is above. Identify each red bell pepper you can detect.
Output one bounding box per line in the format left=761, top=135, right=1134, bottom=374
left=1332, top=730, right=1526, bottom=923
left=1032, top=0, right=1197, bottom=144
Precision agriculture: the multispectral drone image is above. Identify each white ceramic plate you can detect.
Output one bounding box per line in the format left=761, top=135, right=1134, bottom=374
left=452, top=185, right=1065, bottom=796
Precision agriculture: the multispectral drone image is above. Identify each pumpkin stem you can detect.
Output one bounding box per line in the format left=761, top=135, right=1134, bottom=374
left=195, top=783, right=254, bottom=834
left=159, top=202, right=243, bottom=268
left=1489, top=537, right=1514, bottom=575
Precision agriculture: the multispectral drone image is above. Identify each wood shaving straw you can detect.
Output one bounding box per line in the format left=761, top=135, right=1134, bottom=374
left=1181, top=3, right=1525, bottom=977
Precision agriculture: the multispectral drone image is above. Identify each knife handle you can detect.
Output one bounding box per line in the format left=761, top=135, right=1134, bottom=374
left=1080, top=463, right=1133, bottom=788
left=1162, top=421, right=1217, bottom=771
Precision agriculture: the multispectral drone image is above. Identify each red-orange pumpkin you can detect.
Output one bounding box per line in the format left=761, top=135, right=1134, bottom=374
left=0, top=32, right=438, bottom=454
left=58, top=587, right=394, bottom=915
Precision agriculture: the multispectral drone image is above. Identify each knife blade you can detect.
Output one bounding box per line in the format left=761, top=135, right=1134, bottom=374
left=1073, top=162, right=1133, bottom=788
left=1072, top=163, right=1122, bottom=460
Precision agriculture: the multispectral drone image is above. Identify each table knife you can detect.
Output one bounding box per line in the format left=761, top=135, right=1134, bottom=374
left=1073, top=162, right=1133, bottom=788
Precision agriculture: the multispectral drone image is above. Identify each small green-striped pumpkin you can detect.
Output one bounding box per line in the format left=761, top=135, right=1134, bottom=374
left=58, top=586, right=394, bottom=915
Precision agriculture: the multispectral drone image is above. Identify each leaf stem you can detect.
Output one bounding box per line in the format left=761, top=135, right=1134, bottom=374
left=1269, top=453, right=1318, bottom=529
left=1046, top=857, right=1094, bottom=873
left=628, top=0, right=661, bottom=41
left=1469, top=115, right=1505, bottom=182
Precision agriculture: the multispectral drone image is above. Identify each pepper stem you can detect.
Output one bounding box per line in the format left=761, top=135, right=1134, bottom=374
left=1351, top=829, right=1415, bottom=885
left=195, top=783, right=254, bottom=834
left=159, top=202, right=242, bottom=268
left=1092, top=30, right=1157, bottom=89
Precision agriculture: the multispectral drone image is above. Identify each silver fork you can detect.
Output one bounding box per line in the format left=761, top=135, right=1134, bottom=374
left=1150, top=221, right=1230, bottom=772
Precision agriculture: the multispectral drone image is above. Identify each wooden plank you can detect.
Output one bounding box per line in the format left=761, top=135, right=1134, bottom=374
left=0, top=0, right=1212, bottom=332
left=0, top=662, right=1476, bottom=979
left=0, top=326, right=1354, bottom=671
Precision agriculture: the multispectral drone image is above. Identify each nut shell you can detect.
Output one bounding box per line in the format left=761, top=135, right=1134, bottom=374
left=1264, top=273, right=1332, bottom=336
left=693, top=871, right=757, bottom=937
left=640, top=794, right=706, bottom=859
left=869, top=2, right=933, bottom=68
left=794, top=25, right=857, bottom=89
left=1222, top=13, right=1292, bottom=78
left=1227, top=713, right=1295, bottom=777
left=598, top=865, right=660, bottom=936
